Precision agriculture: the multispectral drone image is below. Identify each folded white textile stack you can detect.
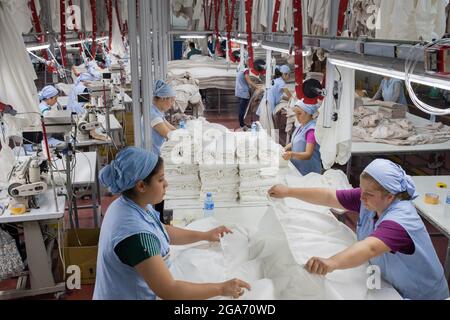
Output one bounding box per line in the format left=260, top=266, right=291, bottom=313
left=199, top=163, right=239, bottom=201
left=239, top=164, right=282, bottom=204
left=165, top=163, right=200, bottom=200
left=235, top=132, right=259, bottom=163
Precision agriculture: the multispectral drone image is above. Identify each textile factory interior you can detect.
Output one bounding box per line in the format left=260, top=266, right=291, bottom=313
left=1, top=0, right=450, bottom=303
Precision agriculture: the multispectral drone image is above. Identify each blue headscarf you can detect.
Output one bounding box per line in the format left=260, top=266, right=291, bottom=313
left=363, top=159, right=418, bottom=199
left=39, top=85, right=59, bottom=101
left=153, top=79, right=176, bottom=98
left=294, top=99, right=320, bottom=115
left=279, top=65, right=291, bottom=74
left=99, top=147, right=160, bottom=194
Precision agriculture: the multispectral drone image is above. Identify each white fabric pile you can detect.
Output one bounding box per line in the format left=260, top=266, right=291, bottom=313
left=353, top=106, right=450, bottom=146
left=167, top=72, right=205, bottom=116
left=199, top=164, right=240, bottom=202
left=239, top=165, right=282, bottom=204
left=235, top=132, right=259, bottom=164
left=165, top=164, right=201, bottom=200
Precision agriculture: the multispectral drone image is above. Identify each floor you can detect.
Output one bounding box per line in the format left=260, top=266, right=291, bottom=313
left=1, top=108, right=449, bottom=300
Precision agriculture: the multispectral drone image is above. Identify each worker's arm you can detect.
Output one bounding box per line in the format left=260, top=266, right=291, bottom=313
left=284, top=143, right=315, bottom=161
left=153, top=122, right=174, bottom=139
left=244, top=74, right=257, bottom=90
left=135, top=256, right=251, bottom=300
left=284, top=143, right=292, bottom=152
left=165, top=225, right=232, bottom=245
left=372, top=85, right=383, bottom=101
left=165, top=120, right=177, bottom=131
left=283, top=88, right=293, bottom=101
left=268, top=185, right=345, bottom=210
left=305, top=237, right=391, bottom=275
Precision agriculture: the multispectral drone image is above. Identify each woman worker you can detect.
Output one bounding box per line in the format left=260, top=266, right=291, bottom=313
left=67, top=70, right=101, bottom=115
left=38, top=85, right=59, bottom=115
left=266, top=65, right=292, bottom=114
left=372, top=76, right=408, bottom=105
left=94, top=147, right=251, bottom=300
left=235, top=64, right=259, bottom=130
left=283, top=99, right=321, bottom=176
left=268, top=159, right=449, bottom=300
left=148, top=80, right=177, bottom=155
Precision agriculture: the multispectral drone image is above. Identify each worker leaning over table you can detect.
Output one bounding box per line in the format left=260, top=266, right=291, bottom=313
left=268, top=159, right=449, bottom=300
left=93, top=147, right=251, bottom=300
left=266, top=65, right=293, bottom=114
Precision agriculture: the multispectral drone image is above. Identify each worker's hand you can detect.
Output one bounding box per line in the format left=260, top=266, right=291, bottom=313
left=221, top=279, right=251, bottom=299
left=204, top=226, right=233, bottom=242
left=282, top=151, right=292, bottom=161
left=305, top=257, right=338, bottom=276
left=268, top=184, right=290, bottom=199
left=284, top=145, right=292, bottom=152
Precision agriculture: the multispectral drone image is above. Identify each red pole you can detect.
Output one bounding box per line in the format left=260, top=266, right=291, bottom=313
left=271, top=0, right=281, bottom=32
left=337, top=0, right=350, bottom=36
left=293, top=0, right=304, bottom=99
left=60, top=0, right=67, bottom=67
left=90, top=0, right=97, bottom=57
left=225, top=0, right=237, bottom=63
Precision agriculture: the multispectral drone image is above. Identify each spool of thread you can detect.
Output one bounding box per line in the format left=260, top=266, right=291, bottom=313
left=10, top=204, right=27, bottom=215
left=29, top=161, right=41, bottom=183
left=424, top=193, right=440, bottom=205
left=437, top=182, right=448, bottom=189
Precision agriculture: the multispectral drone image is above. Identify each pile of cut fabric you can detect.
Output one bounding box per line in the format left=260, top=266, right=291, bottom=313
left=239, top=165, right=282, bottom=204
left=353, top=106, right=450, bottom=146
left=199, top=163, right=240, bottom=202
left=167, top=59, right=238, bottom=90
left=166, top=72, right=205, bottom=118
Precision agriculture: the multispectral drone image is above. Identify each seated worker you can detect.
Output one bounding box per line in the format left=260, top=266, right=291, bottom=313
left=38, top=85, right=59, bottom=115
left=268, top=159, right=449, bottom=300
left=94, top=147, right=251, bottom=300
left=235, top=63, right=259, bottom=130
left=67, top=68, right=101, bottom=115
left=372, top=76, right=407, bottom=105
left=266, top=65, right=292, bottom=114
left=283, top=99, right=321, bottom=176
left=187, top=42, right=202, bottom=59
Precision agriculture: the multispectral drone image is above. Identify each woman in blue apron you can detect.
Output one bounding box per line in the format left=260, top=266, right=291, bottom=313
left=283, top=99, right=321, bottom=176
left=266, top=65, right=292, bottom=114
left=235, top=64, right=258, bottom=130
left=372, top=77, right=408, bottom=105
left=38, top=85, right=59, bottom=115
left=268, top=159, right=449, bottom=300
left=145, top=80, right=177, bottom=155
left=67, top=71, right=101, bottom=115
left=94, top=147, right=251, bottom=300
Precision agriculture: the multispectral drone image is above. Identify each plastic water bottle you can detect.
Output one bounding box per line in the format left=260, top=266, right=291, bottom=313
left=445, top=192, right=450, bottom=216
left=203, top=192, right=215, bottom=218
left=251, top=122, right=258, bottom=134
left=179, top=121, right=185, bottom=129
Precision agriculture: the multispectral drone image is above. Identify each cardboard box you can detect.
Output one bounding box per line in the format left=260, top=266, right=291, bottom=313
left=63, top=229, right=100, bottom=285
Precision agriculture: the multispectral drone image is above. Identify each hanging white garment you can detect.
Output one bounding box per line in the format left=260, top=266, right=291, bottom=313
left=82, top=0, right=93, bottom=32
left=375, top=0, right=394, bottom=39
left=0, top=2, right=40, bottom=119
left=256, top=95, right=276, bottom=141
left=110, top=5, right=126, bottom=57
left=316, top=65, right=354, bottom=170
left=433, top=0, right=450, bottom=39
left=1, top=0, right=34, bottom=35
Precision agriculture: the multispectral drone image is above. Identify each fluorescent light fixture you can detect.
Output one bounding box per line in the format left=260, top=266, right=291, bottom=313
left=230, top=38, right=260, bottom=47
left=180, top=35, right=206, bottom=39
left=328, top=57, right=450, bottom=91
left=26, top=44, right=50, bottom=52
left=261, top=44, right=309, bottom=56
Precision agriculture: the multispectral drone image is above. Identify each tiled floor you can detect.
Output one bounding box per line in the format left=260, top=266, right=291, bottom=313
left=2, top=110, right=449, bottom=300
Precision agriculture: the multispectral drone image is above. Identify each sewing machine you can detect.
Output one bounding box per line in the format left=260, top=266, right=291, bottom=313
left=7, top=157, right=48, bottom=211
left=77, top=109, right=103, bottom=142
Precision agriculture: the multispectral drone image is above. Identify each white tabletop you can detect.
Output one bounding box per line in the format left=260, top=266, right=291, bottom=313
left=351, top=113, right=450, bottom=155
left=75, top=138, right=113, bottom=148
left=412, top=176, right=450, bottom=238
left=54, top=152, right=97, bottom=185
left=0, top=189, right=65, bottom=224
left=97, top=114, right=122, bottom=130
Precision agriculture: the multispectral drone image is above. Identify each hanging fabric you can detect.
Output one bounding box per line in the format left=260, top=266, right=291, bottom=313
left=67, top=0, right=83, bottom=55
left=90, top=0, right=97, bottom=57
left=337, top=0, right=349, bottom=36
left=114, top=0, right=124, bottom=40
left=203, top=0, right=213, bottom=30
left=59, top=0, right=67, bottom=67
left=293, top=0, right=304, bottom=100
left=225, top=0, right=238, bottom=62
left=245, top=0, right=264, bottom=76
left=272, top=0, right=281, bottom=32
left=213, top=0, right=223, bottom=56
left=28, top=0, right=50, bottom=61
left=105, top=0, right=113, bottom=50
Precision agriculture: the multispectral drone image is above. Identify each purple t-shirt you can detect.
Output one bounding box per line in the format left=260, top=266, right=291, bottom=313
left=336, top=188, right=415, bottom=255
left=305, top=129, right=316, bottom=144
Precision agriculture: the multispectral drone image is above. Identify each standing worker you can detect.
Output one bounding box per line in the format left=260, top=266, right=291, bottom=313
left=94, top=147, right=251, bottom=300
left=372, top=77, right=408, bottom=105
left=67, top=69, right=101, bottom=115
left=235, top=64, right=258, bottom=130
left=283, top=99, right=322, bottom=176
left=268, top=159, right=449, bottom=300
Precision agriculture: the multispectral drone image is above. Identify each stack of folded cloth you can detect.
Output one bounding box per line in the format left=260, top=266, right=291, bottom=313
left=199, top=163, right=239, bottom=202
left=378, top=102, right=407, bottom=119
left=235, top=132, right=259, bottom=164
left=161, top=129, right=196, bottom=165
left=257, top=136, right=286, bottom=167
left=165, top=164, right=201, bottom=200
left=238, top=164, right=282, bottom=204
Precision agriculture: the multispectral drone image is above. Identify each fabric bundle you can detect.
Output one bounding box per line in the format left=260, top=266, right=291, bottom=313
left=199, top=163, right=239, bottom=202
left=239, top=164, right=282, bottom=204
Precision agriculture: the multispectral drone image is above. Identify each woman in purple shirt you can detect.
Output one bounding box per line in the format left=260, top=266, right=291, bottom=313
left=268, top=159, right=449, bottom=300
